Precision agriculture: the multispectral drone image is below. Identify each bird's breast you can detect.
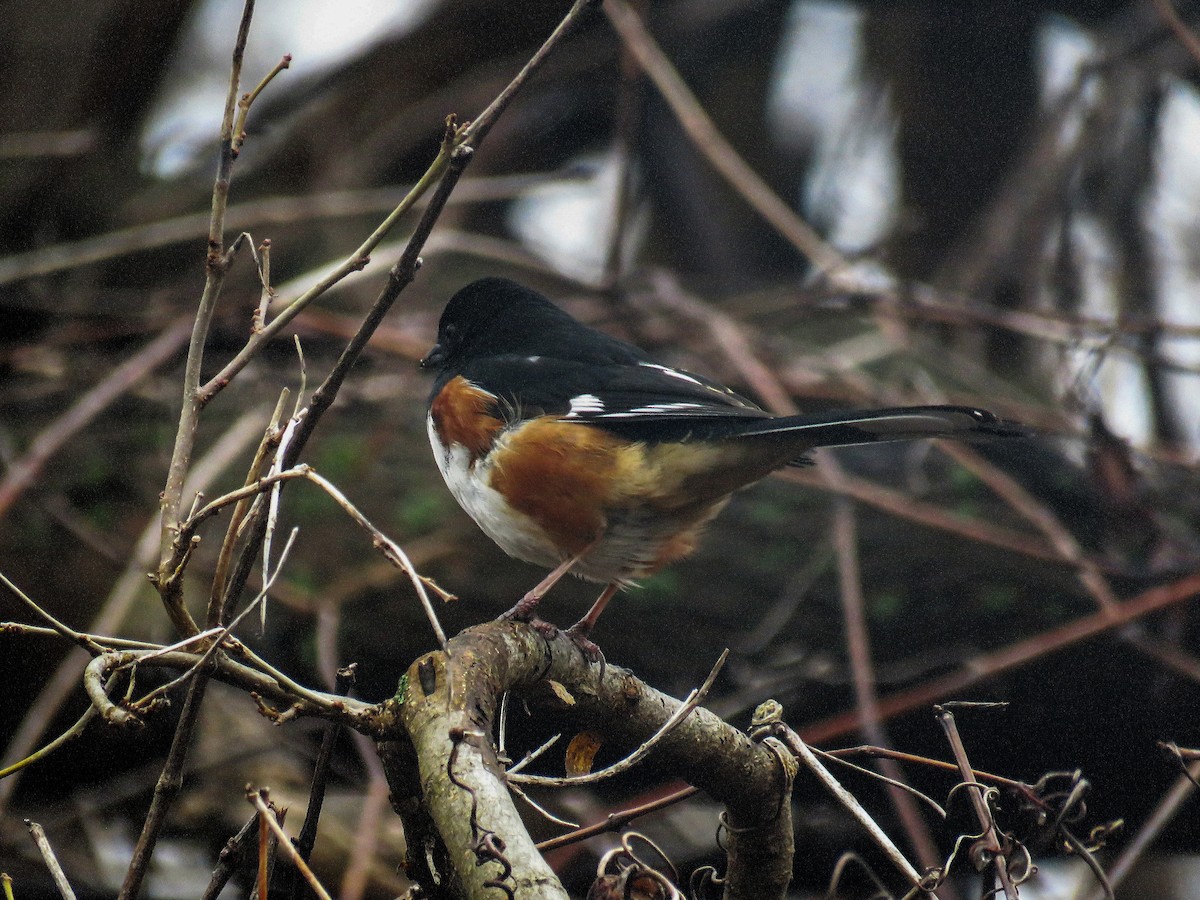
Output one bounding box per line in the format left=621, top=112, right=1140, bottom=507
left=428, top=375, right=504, bottom=460
left=427, top=411, right=563, bottom=570
left=427, top=390, right=789, bottom=583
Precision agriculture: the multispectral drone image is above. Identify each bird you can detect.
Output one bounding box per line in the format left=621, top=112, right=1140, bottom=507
left=421, top=277, right=1021, bottom=658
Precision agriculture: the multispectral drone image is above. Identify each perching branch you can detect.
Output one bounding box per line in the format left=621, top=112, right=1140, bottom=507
left=380, top=620, right=796, bottom=900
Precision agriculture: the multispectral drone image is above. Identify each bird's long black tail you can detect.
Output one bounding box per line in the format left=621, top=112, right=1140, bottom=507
left=739, top=405, right=1026, bottom=450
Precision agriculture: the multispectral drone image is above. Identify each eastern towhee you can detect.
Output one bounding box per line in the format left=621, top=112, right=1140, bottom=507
left=421, top=277, right=1020, bottom=656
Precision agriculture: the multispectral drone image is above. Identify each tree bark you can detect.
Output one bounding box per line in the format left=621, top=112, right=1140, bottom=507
left=378, top=620, right=795, bottom=899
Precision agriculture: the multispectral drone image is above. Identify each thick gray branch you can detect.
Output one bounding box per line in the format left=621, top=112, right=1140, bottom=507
left=380, top=621, right=794, bottom=899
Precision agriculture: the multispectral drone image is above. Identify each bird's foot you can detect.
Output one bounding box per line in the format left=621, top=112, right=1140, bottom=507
left=528, top=617, right=562, bottom=640
left=563, top=622, right=605, bottom=672
left=498, top=597, right=561, bottom=640
left=499, top=593, right=605, bottom=670
left=499, top=592, right=542, bottom=623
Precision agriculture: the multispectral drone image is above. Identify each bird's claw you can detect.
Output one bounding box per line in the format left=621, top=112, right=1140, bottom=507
left=499, top=592, right=542, bottom=623
left=563, top=624, right=606, bottom=673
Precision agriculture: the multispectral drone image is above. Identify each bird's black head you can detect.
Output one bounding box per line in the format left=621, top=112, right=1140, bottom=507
left=420, top=278, right=572, bottom=372
left=420, top=277, right=645, bottom=374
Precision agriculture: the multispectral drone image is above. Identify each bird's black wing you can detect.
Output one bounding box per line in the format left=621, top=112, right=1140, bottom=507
left=459, top=354, right=774, bottom=441
left=460, top=355, right=1024, bottom=447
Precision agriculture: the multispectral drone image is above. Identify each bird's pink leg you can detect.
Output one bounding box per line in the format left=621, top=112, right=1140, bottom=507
left=500, top=552, right=586, bottom=622
left=566, top=582, right=619, bottom=638
left=563, top=582, right=620, bottom=664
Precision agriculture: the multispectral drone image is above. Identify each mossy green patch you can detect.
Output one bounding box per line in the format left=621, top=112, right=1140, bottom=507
left=394, top=488, right=450, bottom=534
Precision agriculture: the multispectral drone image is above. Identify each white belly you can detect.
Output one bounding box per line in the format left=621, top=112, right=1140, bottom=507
left=427, top=414, right=563, bottom=569
left=427, top=414, right=729, bottom=585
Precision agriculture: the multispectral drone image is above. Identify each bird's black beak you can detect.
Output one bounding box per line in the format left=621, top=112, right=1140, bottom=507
left=419, top=344, right=446, bottom=370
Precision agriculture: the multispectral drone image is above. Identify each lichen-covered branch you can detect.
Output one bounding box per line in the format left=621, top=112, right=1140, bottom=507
left=379, top=621, right=796, bottom=899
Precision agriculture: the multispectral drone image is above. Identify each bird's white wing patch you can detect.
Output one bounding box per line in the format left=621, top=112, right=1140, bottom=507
left=565, top=393, right=606, bottom=417
left=638, top=362, right=703, bottom=386
left=597, top=402, right=707, bottom=418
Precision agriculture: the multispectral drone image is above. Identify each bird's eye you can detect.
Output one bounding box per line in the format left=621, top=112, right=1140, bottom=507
left=443, top=323, right=458, bottom=341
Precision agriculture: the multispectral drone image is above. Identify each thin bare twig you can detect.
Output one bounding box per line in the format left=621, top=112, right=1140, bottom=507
left=830, top=497, right=952, bottom=893
left=132, top=530, right=299, bottom=711
left=0, top=699, right=97, bottom=781
left=826, top=853, right=895, bottom=900
left=308, top=607, right=394, bottom=900
left=509, top=780, right=580, bottom=830
left=0, top=622, right=160, bottom=650
left=255, top=808, right=270, bottom=900
left=180, top=465, right=310, bottom=537
left=301, top=468, right=449, bottom=647
left=506, top=732, right=562, bottom=775
left=935, top=706, right=1018, bottom=900
left=288, top=665, right=355, bottom=900
left=207, top=393, right=291, bottom=624
left=826, top=744, right=1029, bottom=793
left=209, top=0, right=598, bottom=627
left=251, top=238, right=273, bottom=331
left=280, top=0, right=598, bottom=459
left=1060, top=827, right=1113, bottom=899
left=26, top=821, right=77, bottom=900
left=195, top=130, right=454, bottom=407
left=157, top=0, right=259, bottom=571
left=459, top=0, right=600, bottom=148
left=512, top=650, right=727, bottom=787
left=232, top=54, right=291, bottom=157
left=74, top=646, right=375, bottom=732
left=194, top=0, right=608, bottom=411
left=249, top=788, right=334, bottom=900
left=151, top=460, right=308, bottom=634
left=813, top=746, right=947, bottom=820
left=210, top=128, right=470, bottom=628
left=535, top=786, right=700, bottom=852
left=0, top=573, right=105, bottom=655
left=240, top=640, right=355, bottom=712
left=260, top=417, right=298, bottom=623
left=117, top=660, right=213, bottom=899
left=754, top=707, right=931, bottom=895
